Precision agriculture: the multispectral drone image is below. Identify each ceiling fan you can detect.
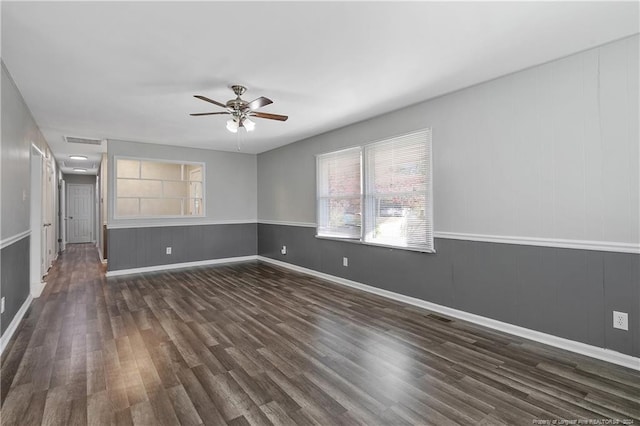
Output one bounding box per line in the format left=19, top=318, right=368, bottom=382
left=191, top=85, right=288, bottom=133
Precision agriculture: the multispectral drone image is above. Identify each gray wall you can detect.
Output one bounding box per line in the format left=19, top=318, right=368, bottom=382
left=257, top=36, right=640, bottom=357
left=0, top=237, right=30, bottom=334
left=259, top=224, right=639, bottom=357
left=1, top=62, right=56, bottom=337
left=108, top=223, right=257, bottom=271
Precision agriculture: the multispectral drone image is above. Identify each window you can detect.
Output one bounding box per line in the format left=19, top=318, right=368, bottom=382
left=316, top=129, right=433, bottom=252
left=316, top=147, right=362, bottom=238
left=115, top=158, right=204, bottom=218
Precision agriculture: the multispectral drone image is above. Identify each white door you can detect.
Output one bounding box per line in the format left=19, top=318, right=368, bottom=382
left=41, top=162, right=48, bottom=273
left=43, top=160, right=55, bottom=270
left=60, top=180, right=66, bottom=252
left=30, top=149, right=45, bottom=293
left=67, top=184, right=94, bottom=243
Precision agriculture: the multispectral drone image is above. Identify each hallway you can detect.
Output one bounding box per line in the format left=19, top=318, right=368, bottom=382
left=1, top=244, right=639, bottom=425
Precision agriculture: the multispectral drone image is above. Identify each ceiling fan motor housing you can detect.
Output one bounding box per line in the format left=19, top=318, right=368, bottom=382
left=227, top=98, right=248, bottom=111
left=227, top=86, right=249, bottom=112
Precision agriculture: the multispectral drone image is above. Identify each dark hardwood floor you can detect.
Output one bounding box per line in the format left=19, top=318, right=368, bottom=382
left=1, top=244, right=639, bottom=425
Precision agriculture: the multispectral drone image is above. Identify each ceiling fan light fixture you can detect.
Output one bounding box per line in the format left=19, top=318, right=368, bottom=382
left=226, top=119, right=239, bottom=133
left=243, top=117, right=255, bottom=132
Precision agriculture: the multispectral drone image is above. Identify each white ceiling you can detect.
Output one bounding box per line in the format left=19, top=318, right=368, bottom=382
left=2, top=1, right=638, bottom=175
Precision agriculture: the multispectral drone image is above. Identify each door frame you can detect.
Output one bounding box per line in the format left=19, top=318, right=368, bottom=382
left=43, top=158, right=55, bottom=270
left=29, top=144, right=46, bottom=298
left=95, top=175, right=100, bottom=251
left=66, top=183, right=95, bottom=244
left=60, top=179, right=66, bottom=252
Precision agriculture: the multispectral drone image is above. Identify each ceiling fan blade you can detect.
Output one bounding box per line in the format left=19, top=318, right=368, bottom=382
left=251, top=112, right=288, bottom=121
left=194, top=95, right=227, bottom=109
left=245, top=96, right=273, bottom=111
left=189, top=112, right=230, bottom=116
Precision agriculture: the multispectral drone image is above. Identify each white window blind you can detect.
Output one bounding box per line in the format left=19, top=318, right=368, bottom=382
left=316, top=147, right=362, bottom=239
left=364, top=130, right=432, bottom=251
left=316, top=129, right=433, bottom=252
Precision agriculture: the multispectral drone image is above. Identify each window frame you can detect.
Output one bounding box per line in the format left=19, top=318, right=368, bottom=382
left=113, top=155, right=206, bottom=219
left=315, top=128, right=434, bottom=253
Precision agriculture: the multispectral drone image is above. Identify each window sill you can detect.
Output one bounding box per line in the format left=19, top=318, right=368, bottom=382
left=314, top=234, right=435, bottom=254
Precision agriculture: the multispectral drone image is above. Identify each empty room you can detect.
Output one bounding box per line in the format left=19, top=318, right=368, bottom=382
left=1, top=2, right=639, bottom=425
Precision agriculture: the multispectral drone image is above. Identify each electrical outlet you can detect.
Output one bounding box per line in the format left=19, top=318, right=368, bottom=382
left=1, top=297, right=5, bottom=314
left=22, top=189, right=27, bottom=201
left=281, top=245, right=287, bottom=255
left=343, top=257, right=348, bottom=267
left=166, top=247, right=172, bottom=255
left=613, top=311, right=628, bottom=331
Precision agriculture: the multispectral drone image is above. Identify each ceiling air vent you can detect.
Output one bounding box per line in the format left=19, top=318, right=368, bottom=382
left=64, top=135, right=103, bottom=145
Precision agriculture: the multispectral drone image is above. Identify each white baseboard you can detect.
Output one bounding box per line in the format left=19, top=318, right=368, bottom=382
left=434, top=232, right=640, bottom=254
left=257, top=256, right=640, bottom=371
left=97, top=247, right=108, bottom=264
left=254, top=222, right=639, bottom=254
left=31, top=280, right=46, bottom=298
left=105, top=255, right=258, bottom=277
left=0, top=294, right=33, bottom=355
left=258, top=220, right=317, bottom=228
left=107, top=219, right=257, bottom=230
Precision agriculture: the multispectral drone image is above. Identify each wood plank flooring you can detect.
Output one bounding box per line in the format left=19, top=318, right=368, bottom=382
left=1, top=243, right=639, bottom=425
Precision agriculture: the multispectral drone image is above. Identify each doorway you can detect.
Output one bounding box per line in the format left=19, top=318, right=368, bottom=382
left=42, top=159, right=56, bottom=269
left=29, top=146, right=45, bottom=297
left=67, top=184, right=94, bottom=243
left=29, top=145, right=57, bottom=298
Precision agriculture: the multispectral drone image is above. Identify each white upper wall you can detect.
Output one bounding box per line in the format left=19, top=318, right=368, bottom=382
left=258, top=35, right=639, bottom=246
left=107, top=139, right=257, bottom=227
left=1, top=62, right=54, bottom=240
left=63, top=174, right=96, bottom=185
